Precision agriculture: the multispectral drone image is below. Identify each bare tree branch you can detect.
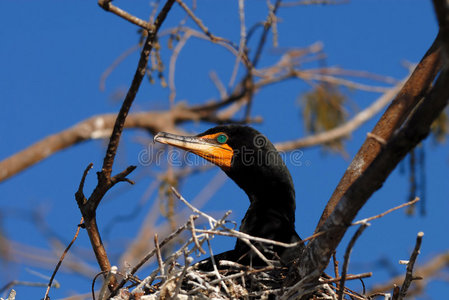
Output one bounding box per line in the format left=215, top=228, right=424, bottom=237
left=432, top=0, right=449, bottom=52
left=99, top=44, right=141, bottom=91
left=100, top=0, right=175, bottom=181
left=397, top=232, right=424, bottom=300
left=98, top=0, right=152, bottom=30
left=315, top=32, right=443, bottom=231
left=352, top=197, right=420, bottom=225
left=175, top=0, right=232, bottom=45
left=0, top=105, right=247, bottom=183
left=369, top=249, right=449, bottom=296
left=74, top=0, right=177, bottom=288
left=337, top=223, right=369, bottom=300
left=275, top=79, right=404, bottom=151
left=281, top=0, right=348, bottom=7
left=298, top=65, right=449, bottom=283
left=43, top=218, right=84, bottom=300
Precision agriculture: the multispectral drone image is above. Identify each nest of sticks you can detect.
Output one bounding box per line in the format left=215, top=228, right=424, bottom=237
left=108, top=189, right=377, bottom=300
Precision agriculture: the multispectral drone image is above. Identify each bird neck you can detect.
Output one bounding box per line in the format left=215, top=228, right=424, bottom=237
left=227, top=166, right=296, bottom=224
left=248, top=177, right=296, bottom=224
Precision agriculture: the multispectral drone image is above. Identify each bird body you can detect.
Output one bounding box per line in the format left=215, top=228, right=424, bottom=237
left=154, top=125, right=303, bottom=267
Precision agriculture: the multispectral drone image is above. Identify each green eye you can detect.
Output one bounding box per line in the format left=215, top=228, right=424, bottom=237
left=216, top=134, right=228, bottom=144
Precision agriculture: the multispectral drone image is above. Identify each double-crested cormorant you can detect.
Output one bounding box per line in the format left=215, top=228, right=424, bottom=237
left=154, top=125, right=303, bottom=267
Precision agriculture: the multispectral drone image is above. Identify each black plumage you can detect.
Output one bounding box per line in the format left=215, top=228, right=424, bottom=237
left=154, top=125, right=303, bottom=268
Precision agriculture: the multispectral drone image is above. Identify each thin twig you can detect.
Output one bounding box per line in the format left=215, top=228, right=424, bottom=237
left=276, top=79, right=404, bottom=151
left=91, top=271, right=108, bottom=300
left=213, top=266, right=276, bottom=284
left=228, top=0, right=247, bottom=88
left=281, top=0, right=348, bottom=7
left=134, top=216, right=195, bottom=274
left=242, top=0, right=282, bottom=120
left=190, top=215, right=206, bottom=254
left=98, top=0, right=153, bottom=30
left=252, top=0, right=281, bottom=66
left=319, top=272, right=372, bottom=285
left=100, top=0, right=174, bottom=177
left=240, top=237, right=274, bottom=267
left=74, top=164, right=93, bottom=207
left=193, top=228, right=316, bottom=249
left=175, top=0, right=229, bottom=44
left=98, top=266, right=117, bottom=300
left=154, top=234, right=165, bottom=277
left=1, top=282, right=57, bottom=295
left=338, top=222, right=370, bottom=300
left=206, top=238, right=230, bottom=295
left=43, top=218, right=84, bottom=300
left=332, top=252, right=340, bottom=288
left=329, top=283, right=367, bottom=300
left=353, top=197, right=420, bottom=225
left=170, top=251, right=192, bottom=299
left=209, top=71, right=227, bottom=98
left=99, top=44, right=141, bottom=91
left=295, top=71, right=392, bottom=92
left=171, top=186, right=217, bottom=227
left=5, top=289, right=16, bottom=300
left=168, top=31, right=192, bottom=105
left=397, top=232, right=424, bottom=300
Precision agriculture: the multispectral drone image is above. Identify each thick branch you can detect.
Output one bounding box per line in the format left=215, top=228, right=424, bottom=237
left=298, top=68, right=449, bottom=281
left=0, top=99, right=259, bottom=183
left=432, top=0, right=449, bottom=52
left=315, top=33, right=442, bottom=231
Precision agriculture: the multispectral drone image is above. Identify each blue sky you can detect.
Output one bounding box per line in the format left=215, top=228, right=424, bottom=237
left=1, top=0, right=447, bottom=299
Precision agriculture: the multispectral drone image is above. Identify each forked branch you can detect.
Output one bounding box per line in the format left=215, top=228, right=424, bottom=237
left=75, top=0, right=176, bottom=289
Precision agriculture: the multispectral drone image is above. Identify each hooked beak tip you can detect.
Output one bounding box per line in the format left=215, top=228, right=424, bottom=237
left=153, top=132, right=165, bottom=144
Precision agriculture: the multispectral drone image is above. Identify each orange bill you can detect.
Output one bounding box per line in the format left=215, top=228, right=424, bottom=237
left=154, top=132, right=233, bottom=169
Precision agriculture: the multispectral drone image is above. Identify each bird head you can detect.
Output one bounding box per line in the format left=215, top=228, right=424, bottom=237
left=154, top=125, right=278, bottom=170
left=154, top=125, right=236, bottom=171
left=154, top=125, right=293, bottom=198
